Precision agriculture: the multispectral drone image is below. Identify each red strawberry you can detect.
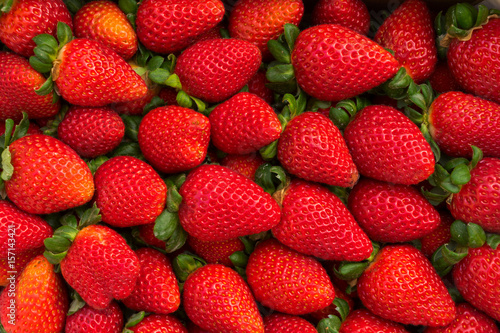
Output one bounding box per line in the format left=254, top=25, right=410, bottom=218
left=277, top=111, right=359, bottom=187
left=246, top=238, right=335, bottom=315
left=291, top=24, right=400, bottom=102
left=187, top=236, right=245, bottom=267
left=419, top=210, right=454, bottom=257
left=272, top=179, right=373, bottom=261
left=138, top=105, right=211, bottom=174
left=448, top=157, right=500, bottom=233
left=209, top=92, right=282, bottom=154
left=339, top=309, right=410, bottom=333
left=93, top=156, right=167, bottom=228
left=428, top=61, right=462, bottom=93
left=57, top=106, right=125, bottom=158
left=344, top=105, right=435, bottom=185
left=174, top=38, right=262, bottom=103
left=178, top=164, right=281, bottom=241
left=137, top=223, right=167, bottom=249
left=247, top=69, right=274, bottom=105
left=65, top=301, right=123, bottom=333
left=5, top=134, right=95, bottom=214
left=374, top=0, right=437, bottom=83
left=309, top=284, right=355, bottom=322
left=264, top=313, right=317, bottom=333
left=183, top=264, right=264, bottom=332
left=0, top=247, right=43, bottom=286
left=74, top=0, right=138, bottom=60
left=0, top=51, right=60, bottom=121
left=220, top=153, right=265, bottom=180
left=135, top=0, right=225, bottom=55
left=428, top=91, right=500, bottom=158
left=122, top=248, right=180, bottom=314
left=60, top=224, right=140, bottom=310
left=312, top=0, right=370, bottom=35
left=0, top=255, right=68, bottom=333
left=357, top=244, right=456, bottom=327
left=0, top=120, right=41, bottom=136
left=127, top=314, right=188, bottom=333
left=0, top=0, right=72, bottom=57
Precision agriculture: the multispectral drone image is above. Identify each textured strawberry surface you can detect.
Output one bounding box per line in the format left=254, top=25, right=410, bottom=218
left=127, top=314, right=188, bottom=333
left=187, top=236, right=244, bottom=267
left=263, top=313, right=317, bottom=333
left=313, top=0, right=370, bottom=35
left=65, top=301, right=123, bottom=333
left=339, top=309, right=410, bottom=333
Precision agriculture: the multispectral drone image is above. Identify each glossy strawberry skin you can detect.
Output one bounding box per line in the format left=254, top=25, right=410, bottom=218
left=209, top=92, right=282, bottom=154
left=60, top=225, right=140, bottom=310
left=264, top=313, right=317, bottom=333
left=94, top=156, right=167, bottom=228
left=5, top=134, right=95, bottom=215
left=246, top=239, right=335, bottom=315
left=220, top=153, right=265, bottom=180
left=74, top=0, right=138, bottom=60
left=273, top=179, right=372, bottom=261
left=0, top=0, right=72, bottom=57
left=65, top=301, right=123, bottom=333
left=357, top=244, right=456, bottom=327
left=187, top=236, right=244, bottom=267
left=247, top=69, right=274, bottom=105
left=0, top=51, right=60, bottom=121
left=291, top=24, right=400, bottom=102
left=136, top=0, right=225, bottom=54
left=428, top=61, right=462, bottom=93
left=178, top=164, right=281, bottom=241
left=448, top=157, right=500, bottom=233
left=174, top=38, right=262, bottom=103
left=183, top=264, right=264, bottom=333
left=339, top=309, right=410, bottom=333
left=312, top=0, right=370, bottom=35
left=344, top=105, right=435, bottom=185
left=138, top=106, right=211, bottom=174
left=137, top=223, right=167, bottom=249
left=419, top=210, right=453, bottom=257
left=127, top=314, right=188, bottom=333
left=0, top=247, right=43, bottom=286
left=428, top=91, right=500, bottom=158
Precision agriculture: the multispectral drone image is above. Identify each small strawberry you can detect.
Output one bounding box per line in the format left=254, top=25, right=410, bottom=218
left=126, top=314, right=188, bottom=333
left=220, top=153, right=265, bottom=180
left=264, top=313, right=317, bottom=333
left=187, top=235, right=245, bottom=267
left=339, top=309, right=410, bottom=333
left=247, top=69, right=274, bottom=105
left=419, top=210, right=454, bottom=257
left=428, top=61, right=462, bottom=93
left=137, top=223, right=167, bottom=249
left=65, top=301, right=123, bottom=333
left=312, top=0, right=370, bottom=35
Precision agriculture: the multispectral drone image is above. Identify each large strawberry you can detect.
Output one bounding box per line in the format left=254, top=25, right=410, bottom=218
left=339, top=309, right=410, bottom=333
left=312, top=0, right=370, bottom=35
left=65, top=301, right=123, bottom=333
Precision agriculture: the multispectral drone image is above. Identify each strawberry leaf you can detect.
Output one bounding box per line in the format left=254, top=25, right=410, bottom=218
left=118, top=0, right=138, bottom=15
left=333, top=297, right=350, bottom=322
left=166, top=184, right=183, bottom=213
left=124, top=311, right=147, bottom=328
left=172, top=252, right=206, bottom=283
left=77, top=203, right=102, bottom=229
left=1, top=0, right=14, bottom=13
left=0, top=147, right=13, bottom=181
left=67, top=291, right=86, bottom=316
left=266, top=63, right=295, bottom=83
left=267, top=39, right=291, bottom=64
left=54, top=225, right=79, bottom=242
left=43, top=250, right=67, bottom=265
left=63, top=0, right=84, bottom=15
left=486, top=233, right=500, bottom=250
left=469, top=145, right=483, bottom=169
left=450, top=163, right=471, bottom=186
left=153, top=210, right=181, bottom=241
left=44, top=235, right=72, bottom=253
left=316, top=315, right=342, bottom=333
left=283, top=23, right=300, bottom=52
left=34, top=76, right=54, bottom=96
left=56, top=22, right=73, bottom=48
left=164, top=226, right=187, bottom=253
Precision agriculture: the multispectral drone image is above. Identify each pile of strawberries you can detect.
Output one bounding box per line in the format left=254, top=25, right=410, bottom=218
left=0, top=0, right=499, bottom=332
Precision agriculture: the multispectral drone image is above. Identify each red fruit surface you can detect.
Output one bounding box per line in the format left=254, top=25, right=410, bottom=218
left=0, top=247, right=43, bottom=286
left=419, top=210, right=454, bottom=257
left=339, top=309, right=410, bottom=333
left=137, top=223, right=167, bottom=249
left=220, top=153, right=265, bottom=180
left=309, top=283, right=355, bottom=322
left=247, top=69, right=274, bottom=105
left=65, top=301, right=123, bottom=333
left=312, top=0, right=370, bottom=35
left=263, top=313, right=317, bottom=333
left=428, top=61, right=462, bottom=93
left=127, top=314, right=188, bottom=333
left=187, top=236, right=244, bottom=267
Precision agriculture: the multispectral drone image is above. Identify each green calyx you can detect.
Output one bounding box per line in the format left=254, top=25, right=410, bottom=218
left=123, top=311, right=148, bottom=333
left=334, top=242, right=381, bottom=282
left=316, top=298, right=350, bottom=333
left=254, top=163, right=288, bottom=195
left=0, top=0, right=14, bottom=13
left=172, top=252, right=206, bottom=284
left=118, top=0, right=138, bottom=28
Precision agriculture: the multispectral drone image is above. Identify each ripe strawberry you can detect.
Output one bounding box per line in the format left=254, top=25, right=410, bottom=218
left=60, top=224, right=140, bottom=310
left=347, top=178, right=441, bottom=243
left=93, top=156, right=167, bottom=228
left=247, top=69, right=274, bottom=105
left=174, top=38, right=262, bottom=103
left=357, top=244, right=456, bottom=327
left=291, top=24, right=400, bottom=102
left=0, top=255, right=68, bottom=333
left=0, top=247, right=43, bottom=286
left=0, top=51, right=60, bottom=121
left=428, top=61, right=462, bottom=93
left=339, top=309, right=410, bottom=333
left=127, top=314, right=188, bottom=333
left=448, top=157, right=500, bottom=233
left=183, top=264, right=264, bottom=332
left=309, top=284, right=355, bottom=322
left=74, top=0, right=138, bottom=60
left=419, top=210, right=454, bottom=257
left=312, top=0, right=370, bottom=35
left=374, top=0, right=437, bottom=83
left=228, top=0, right=304, bottom=60
left=137, top=223, right=167, bottom=249
left=122, top=248, right=180, bottom=314
left=428, top=91, right=500, bottom=158
left=344, top=105, right=435, bottom=185
left=272, top=179, right=373, bottom=261
left=220, top=153, right=265, bottom=180
left=178, top=164, right=281, bottom=241
left=277, top=111, right=359, bottom=187
left=264, top=313, right=317, bottom=333
left=187, top=236, right=245, bottom=267
left=138, top=105, right=211, bottom=174
left=0, top=0, right=72, bottom=57
left=246, top=238, right=335, bottom=315
left=5, top=134, right=94, bottom=214
left=209, top=92, right=282, bottom=154
left=65, top=301, right=123, bottom=333
left=57, top=106, right=125, bottom=158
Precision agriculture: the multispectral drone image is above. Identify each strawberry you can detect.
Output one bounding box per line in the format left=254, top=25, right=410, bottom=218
left=419, top=210, right=454, bottom=257
left=344, top=105, right=435, bottom=185
left=4, top=134, right=94, bottom=214
left=291, top=24, right=400, bottom=102
left=127, top=314, right=188, bottom=333
left=428, top=91, right=500, bottom=158
left=309, top=284, right=355, bottom=323
left=0, top=51, right=60, bottom=121
left=263, top=313, right=317, bottom=333
left=220, top=153, right=265, bottom=180
left=0, top=247, right=43, bottom=286
left=178, top=164, right=281, bottom=241
left=312, top=0, right=370, bottom=35
left=93, top=156, right=167, bottom=228
left=73, top=0, right=138, bottom=60
left=0, top=120, right=41, bottom=136
left=174, top=38, right=262, bottom=103
left=183, top=264, right=264, bottom=332
left=448, top=157, right=500, bottom=233
left=277, top=111, right=359, bottom=187
left=272, top=179, right=373, bottom=261
left=137, top=223, right=167, bottom=249
left=65, top=301, right=123, bottom=333
left=137, top=105, right=211, bottom=174
left=246, top=238, right=335, bottom=315
left=209, top=92, right=282, bottom=154
left=428, top=61, right=462, bottom=93
left=228, top=0, right=304, bottom=60
left=57, top=106, right=125, bottom=158
left=339, top=309, right=410, bottom=333
left=247, top=69, right=274, bottom=105
left=357, top=244, right=456, bottom=327
left=60, top=224, right=140, bottom=310
left=347, top=178, right=441, bottom=243
left=122, top=248, right=180, bottom=314
left=0, top=255, right=68, bottom=333
left=187, top=235, right=245, bottom=267
left=0, top=0, right=72, bottom=57
left=374, top=0, right=437, bottom=83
